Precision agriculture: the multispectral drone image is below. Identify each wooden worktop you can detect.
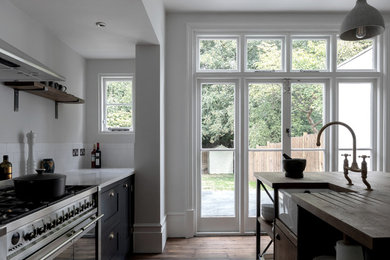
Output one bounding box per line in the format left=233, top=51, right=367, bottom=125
left=254, top=171, right=390, bottom=250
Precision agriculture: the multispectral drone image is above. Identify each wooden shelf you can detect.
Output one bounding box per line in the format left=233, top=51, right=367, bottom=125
left=4, top=81, right=84, bottom=118
left=4, top=81, right=84, bottom=103
left=258, top=217, right=274, bottom=238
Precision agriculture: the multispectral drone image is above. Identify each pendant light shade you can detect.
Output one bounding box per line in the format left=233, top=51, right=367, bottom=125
left=340, top=0, right=385, bottom=41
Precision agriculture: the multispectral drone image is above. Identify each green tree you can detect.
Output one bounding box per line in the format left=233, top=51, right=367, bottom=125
left=248, top=84, right=281, bottom=147
left=201, top=83, right=235, bottom=148
left=200, top=39, right=237, bottom=70
left=106, top=80, right=132, bottom=128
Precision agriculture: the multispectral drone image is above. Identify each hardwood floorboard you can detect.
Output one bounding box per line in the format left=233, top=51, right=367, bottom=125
left=129, top=235, right=273, bottom=259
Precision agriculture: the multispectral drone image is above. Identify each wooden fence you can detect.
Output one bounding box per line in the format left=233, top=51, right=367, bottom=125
left=203, top=133, right=324, bottom=182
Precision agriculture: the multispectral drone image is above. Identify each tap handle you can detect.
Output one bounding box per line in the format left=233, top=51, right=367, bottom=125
left=341, top=154, right=351, bottom=159
left=359, top=155, right=370, bottom=162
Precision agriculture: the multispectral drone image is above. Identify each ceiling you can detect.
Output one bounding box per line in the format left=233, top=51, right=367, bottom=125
left=9, top=0, right=389, bottom=59
left=163, top=0, right=390, bottom=12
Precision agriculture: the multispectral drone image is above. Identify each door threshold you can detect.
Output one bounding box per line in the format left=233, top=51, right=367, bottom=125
left=195, top=232, right=255, bottom=236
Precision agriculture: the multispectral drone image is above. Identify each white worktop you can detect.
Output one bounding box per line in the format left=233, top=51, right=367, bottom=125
left=63, top=168, right=134, bottom=189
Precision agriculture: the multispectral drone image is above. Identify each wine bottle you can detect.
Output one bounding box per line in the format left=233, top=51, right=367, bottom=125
left=0, top=155, right=12, bottom=180
left=95, top=143, right=101, bottom=168
left=91, top=144, right=96, bottom=168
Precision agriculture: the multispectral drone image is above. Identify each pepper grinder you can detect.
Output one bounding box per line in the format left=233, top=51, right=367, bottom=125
left=26, top=131, right=37, bottom=175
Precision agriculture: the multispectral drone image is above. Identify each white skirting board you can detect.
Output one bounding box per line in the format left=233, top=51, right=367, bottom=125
left=133, top=217, right=167, bottom=253
left=166, top=209, right=195, bottom=238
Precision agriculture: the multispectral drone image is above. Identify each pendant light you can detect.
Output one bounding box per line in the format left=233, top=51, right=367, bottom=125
left=340, top=0, right=385, bottom=41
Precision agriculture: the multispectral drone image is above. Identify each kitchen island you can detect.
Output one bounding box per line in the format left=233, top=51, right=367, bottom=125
left=255, top=171, right=390, bottom=260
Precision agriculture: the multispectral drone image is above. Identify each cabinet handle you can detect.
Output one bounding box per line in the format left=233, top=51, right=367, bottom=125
left=109, top=191, right=115, bottom=197
left=123, top=183, right=128, bottom=189
left=275, top=233, right=281, bottom=240
left=109, top=232, right=115, bottom=240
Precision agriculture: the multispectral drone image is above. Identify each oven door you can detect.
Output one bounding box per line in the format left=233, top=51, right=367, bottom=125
left=25, top=214, right=103, bottom=260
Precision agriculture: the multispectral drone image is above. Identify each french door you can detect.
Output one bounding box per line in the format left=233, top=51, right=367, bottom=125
left=196, top=78, right=327, bottom=233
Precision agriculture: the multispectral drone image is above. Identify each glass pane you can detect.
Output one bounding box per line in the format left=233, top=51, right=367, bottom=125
left=338, top=83, right=372, bottom=148
left=201, top=83, right=235, bottom=149
left=291, top=39, right=328, bottom=71
left=106, top=80, right=132, bottom=104
left=246, top=39, right=282, bottom=71
left=248, top=151, right=280, bottom=217
left=199, top=39, right=238, bottom=71
left=201, top=151, right=235, bottom=217
left=106, top=105, right=132, bottom=128
left=291, top=151, right=324, bottom=172
left=248, top=83, right=282, bottom=149
left=337, top=39, right=374, bottom=70
left=338, top=150, right=372, bottom=171
left=291, top=83, right=324, bottom=148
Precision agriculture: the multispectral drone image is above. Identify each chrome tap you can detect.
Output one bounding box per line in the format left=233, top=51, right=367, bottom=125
left=316, top=121, right=372, bottom=190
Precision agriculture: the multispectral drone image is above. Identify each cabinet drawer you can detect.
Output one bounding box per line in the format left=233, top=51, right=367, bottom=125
left=101, top=187, right=119, bottom=222
left=101, top=223, right=120, bottom=260
left=275, top=224, right=297, bottom=260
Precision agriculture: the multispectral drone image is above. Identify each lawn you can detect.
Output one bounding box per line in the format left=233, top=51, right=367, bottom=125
left=201, top=174, right=263, bottom=190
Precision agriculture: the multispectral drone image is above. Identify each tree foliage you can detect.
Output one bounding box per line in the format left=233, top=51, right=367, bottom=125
left=106, top=80, right=132, bottom=128
left=201, top=84, right=235, bottom=148
left=199, top=39, right=237, bottom=70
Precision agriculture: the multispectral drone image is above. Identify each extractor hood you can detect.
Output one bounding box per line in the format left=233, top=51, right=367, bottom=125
left=0, top=38, right=65, bottom=81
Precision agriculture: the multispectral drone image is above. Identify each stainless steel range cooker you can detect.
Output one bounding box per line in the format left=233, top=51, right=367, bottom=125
left=0, top=180, right=102, bottom=260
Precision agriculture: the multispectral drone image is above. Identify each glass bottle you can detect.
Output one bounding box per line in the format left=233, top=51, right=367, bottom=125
left=91, top=144, right=96, bottom=168
left=95, top=143, right=101, bottom=168
left=0, top=155, right=12, bottom=180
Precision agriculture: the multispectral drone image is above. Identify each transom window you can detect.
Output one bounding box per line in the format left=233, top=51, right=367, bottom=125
left=100, top=75, right=134, bottom=133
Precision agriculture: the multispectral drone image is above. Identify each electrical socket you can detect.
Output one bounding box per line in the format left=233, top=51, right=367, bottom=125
left=72, top=148, right=79, bottom=157
left=80, top=148, right=85, bottom=156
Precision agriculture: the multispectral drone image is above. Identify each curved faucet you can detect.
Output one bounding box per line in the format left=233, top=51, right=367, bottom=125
left=316, top=121, right=372, bottom=190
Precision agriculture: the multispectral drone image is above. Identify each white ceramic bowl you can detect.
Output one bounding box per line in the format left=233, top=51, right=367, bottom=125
left=261, top=203, right=274, bottom=222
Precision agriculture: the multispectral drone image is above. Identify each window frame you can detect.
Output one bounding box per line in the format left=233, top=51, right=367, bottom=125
left=99, top=74, right=135, bottom=134
left=189, top=27, right=384, bottom=235
left=336, top=38, right=377, bottom=72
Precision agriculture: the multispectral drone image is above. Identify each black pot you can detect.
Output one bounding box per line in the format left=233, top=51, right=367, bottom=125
left=13, top=169, right=66, bottom=201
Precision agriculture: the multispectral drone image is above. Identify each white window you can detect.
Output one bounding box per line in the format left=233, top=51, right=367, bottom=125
left=100, top=75, right=134, bottom=133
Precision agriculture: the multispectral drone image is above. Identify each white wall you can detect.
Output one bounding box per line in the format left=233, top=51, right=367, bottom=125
left=0, top=0, right=86, bottom=175
left=85, top=59, right=135, bottom=168
left=165, top=12, right=390, bottom=237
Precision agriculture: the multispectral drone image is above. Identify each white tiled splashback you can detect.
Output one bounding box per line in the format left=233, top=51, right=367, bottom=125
left=0, top=142, right=133, bottom=178
left=0, top=142, right=86, bottom=177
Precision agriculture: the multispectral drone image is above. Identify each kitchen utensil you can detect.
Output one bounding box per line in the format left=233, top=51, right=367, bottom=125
left=283, top=158, right=306, bottom=178
left=13, top=169, right=66, bottom=201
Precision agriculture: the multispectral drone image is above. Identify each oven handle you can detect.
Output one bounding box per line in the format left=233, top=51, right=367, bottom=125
left=40, top=214, right=104, bottom=260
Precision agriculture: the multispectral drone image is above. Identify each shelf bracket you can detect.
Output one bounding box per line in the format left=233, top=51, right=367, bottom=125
left=14, top=89, right=19, bottom=112
left=55, top=101, right=58, bottom=119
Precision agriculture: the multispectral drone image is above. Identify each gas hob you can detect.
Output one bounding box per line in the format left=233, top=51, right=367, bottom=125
left=0, top=185, right=93, bottom=225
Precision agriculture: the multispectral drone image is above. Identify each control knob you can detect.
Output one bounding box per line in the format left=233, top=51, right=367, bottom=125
left=11, top=232, right=20, bottom=245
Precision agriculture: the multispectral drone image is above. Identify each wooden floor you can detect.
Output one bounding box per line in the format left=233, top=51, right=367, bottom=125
left=129, top=235, right=273, bottom=259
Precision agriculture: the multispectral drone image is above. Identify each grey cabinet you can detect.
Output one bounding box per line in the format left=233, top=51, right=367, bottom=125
left=100, top=175, right=134, bottom=260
